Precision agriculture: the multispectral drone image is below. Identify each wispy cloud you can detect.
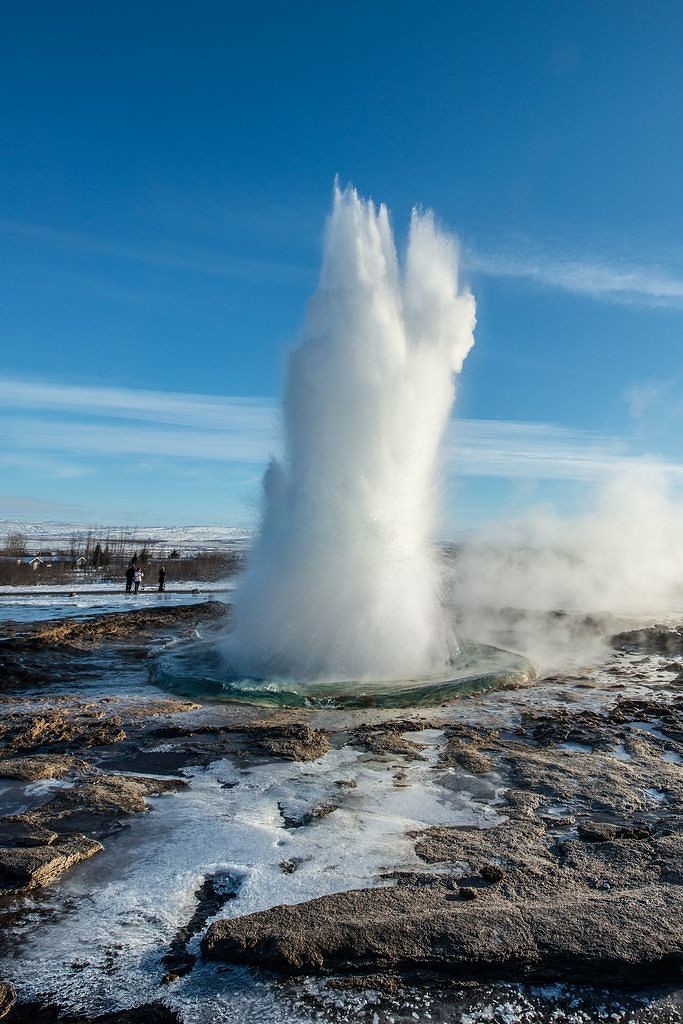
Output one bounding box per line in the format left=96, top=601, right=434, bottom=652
left=448, top=419, right=683, bottom=481
left=0, top=415, right=277, bottom=462
left=0, top=217, right=313, bottom=287
left=5, top=214, right=683, bottom=310
left=466, top=248, right=683, bottom=309
left=0, top=378, right=279, bottom=433
left=4, top=377, right=683, bottom=484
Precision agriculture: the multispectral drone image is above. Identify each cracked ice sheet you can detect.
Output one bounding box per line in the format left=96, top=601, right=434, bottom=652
left=0, top=729, right=503, bottom=1019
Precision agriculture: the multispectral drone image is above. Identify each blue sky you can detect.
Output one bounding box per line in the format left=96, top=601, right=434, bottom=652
left=2, top=0, right=683, bottom=530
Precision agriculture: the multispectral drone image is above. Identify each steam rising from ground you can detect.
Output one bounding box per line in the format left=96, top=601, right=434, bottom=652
left=229, top=185, right=475, bottom=681
left=453, top=465, right=683, bottom=669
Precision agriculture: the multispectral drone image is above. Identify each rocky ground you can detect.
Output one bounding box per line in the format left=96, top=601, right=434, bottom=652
left=0, top=603, right=681, bottom=1022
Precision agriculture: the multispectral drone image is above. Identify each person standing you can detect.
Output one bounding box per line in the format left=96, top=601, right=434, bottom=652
left=158, top=565, right=166, bottom=592
left=134, top=567, right=143, bottom=594
left=125, top=562, right=135, bottom=594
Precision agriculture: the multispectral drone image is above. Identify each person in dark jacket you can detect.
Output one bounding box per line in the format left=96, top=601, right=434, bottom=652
left=125, top=562, right=135, bottom=594
left=158, top=566, right=166, bottom=593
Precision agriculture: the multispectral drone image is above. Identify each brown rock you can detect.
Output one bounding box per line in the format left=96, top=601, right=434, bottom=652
left=32, top=774, right=186, bottom=835
left=351, top=722, right=429, bottom=759
left=577, top=821, right=651, bottom=843
left=0, top=754, right=90, bottom=781
left=0, top=834, right=102, bottom=893
left=458, top=886, right=477, bottom=900
left=0, top=982, right=14, bottom=1020
left=247, top=723, right=329, bottom=762
left=7, top=713, right=126, bottom=754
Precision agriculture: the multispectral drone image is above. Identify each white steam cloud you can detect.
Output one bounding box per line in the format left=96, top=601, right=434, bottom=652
left=454, top=464, right=683, bottom=669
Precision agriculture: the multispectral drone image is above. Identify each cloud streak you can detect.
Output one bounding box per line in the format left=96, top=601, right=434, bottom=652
left=4, top=214, right=683, bottom=309
left=0, top=217, right=313, bottom=287
left=466, top=248, right=683, bottom=309
left=4, top=377, right=683, bottom=484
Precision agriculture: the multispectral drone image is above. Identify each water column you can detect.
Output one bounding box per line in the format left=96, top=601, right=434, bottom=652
left=228, top=185, right=476, bottom=682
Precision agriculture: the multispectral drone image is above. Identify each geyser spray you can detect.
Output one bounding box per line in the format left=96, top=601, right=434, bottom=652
left=228, top=184, right=475, bottom=681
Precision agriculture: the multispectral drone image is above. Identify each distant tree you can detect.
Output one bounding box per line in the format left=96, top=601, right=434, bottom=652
left=92, top=542, right=102, bottom=569
left=139, top=546, right=150, bottom=565
left=169, top=549, right=180, bottom=559
left=5, top=531, right=27, bottom=556
left=69, top=531, right=81, bottom=563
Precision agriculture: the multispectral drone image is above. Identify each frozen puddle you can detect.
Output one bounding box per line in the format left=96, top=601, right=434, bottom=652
left=0, top=730, right=503, bottom=1019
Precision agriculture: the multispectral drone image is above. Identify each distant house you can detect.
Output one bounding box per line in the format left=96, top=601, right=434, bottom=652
left=17, top=556, right=46, bottom=571
left=73, top=555, right=88, bottom=570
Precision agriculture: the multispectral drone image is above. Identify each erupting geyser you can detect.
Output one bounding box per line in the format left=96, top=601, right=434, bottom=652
left=228, top=184, right=476, bottom=682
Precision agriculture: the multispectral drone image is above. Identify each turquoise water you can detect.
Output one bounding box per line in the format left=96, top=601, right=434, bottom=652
left=150, top=638, right=535, bottom=708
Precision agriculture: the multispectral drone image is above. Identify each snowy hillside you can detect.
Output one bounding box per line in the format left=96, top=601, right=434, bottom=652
left=0, top=521, right=253, bottom=554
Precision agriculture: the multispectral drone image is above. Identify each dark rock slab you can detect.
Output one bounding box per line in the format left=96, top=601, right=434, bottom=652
left=201, top=883, right=683, bottom=984
left=439, top=726, right=497, bottom=773
left=520, top=709, right=611, bottom=750
left=577, top=821, right=651, bottom=842
left=611, top=626, right=683, bottom=654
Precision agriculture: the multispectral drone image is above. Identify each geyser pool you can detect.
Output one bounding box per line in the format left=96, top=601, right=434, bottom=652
left=152, top=638, right=535, bottom=709
left=227, top=184, right=476, bottom=684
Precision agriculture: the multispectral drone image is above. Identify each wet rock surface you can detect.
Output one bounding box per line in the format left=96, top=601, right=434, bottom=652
left=1, top=602, right=227, bottom=653
left=612, top=625, right=683, bottom=655
left=148, top=719, right=330, bottom=765
left=0, top=602, right=227, bottom=691
left=1, top=603, right=683, bottom=1020
left=25, top=772, right=187, bottom=836
left=204, top=753, right=683, bottom=984
left=203, top=639, right=683, bottom=987
left=0, top=770, right=186, bottom=894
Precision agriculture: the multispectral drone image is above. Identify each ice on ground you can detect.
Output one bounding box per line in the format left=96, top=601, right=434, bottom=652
left=0, top=731, right=502, bottom=1018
